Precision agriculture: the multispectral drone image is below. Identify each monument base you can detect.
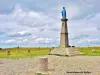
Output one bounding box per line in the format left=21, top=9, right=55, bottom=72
left=49, top=47, right=84, bottom=56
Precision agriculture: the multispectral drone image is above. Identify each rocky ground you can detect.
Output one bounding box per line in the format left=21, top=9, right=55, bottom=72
left=0, top=55, right=100, bottom=75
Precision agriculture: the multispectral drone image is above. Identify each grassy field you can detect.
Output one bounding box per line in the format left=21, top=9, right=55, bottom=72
left=0, top=47, right=54, bottom=59
left=77, top=47, right=100, bottom=56
left=0, top=47, right=100, bottom=59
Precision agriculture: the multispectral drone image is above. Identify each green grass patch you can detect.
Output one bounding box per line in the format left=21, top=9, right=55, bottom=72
left=0, top=47, right=54, bottom=59
left=77, top=47, right=100, bottom=56
left=0, top=47, right=100, bottom=59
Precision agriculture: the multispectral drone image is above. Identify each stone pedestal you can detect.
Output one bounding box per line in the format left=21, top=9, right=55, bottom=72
left=36, top=57, right=49, bottom=75
left=6, top=50, right=10, bottom=55
left=50, top=47, right=83, bottom=56
left=50, top=18, right=83, bottom=56
left=60, top=19, right=69, bottom=47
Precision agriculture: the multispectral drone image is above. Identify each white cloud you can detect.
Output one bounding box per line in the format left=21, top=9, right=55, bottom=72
left=55, top=38, right=60, bottom=42
left=67, top=5, right=80, bottom=19
left=5, top=39, right=15, bottom=43
left=0, top=39, right=15, bottom=44
left=12, top=4, right=56, bottom=28
left=35, top=38, right=53, bottom=43
left=0, top=36, right=55, bottom=44
left=8, top=31, right=32, bottom=37
left=77, top=38, right=100, bottom=44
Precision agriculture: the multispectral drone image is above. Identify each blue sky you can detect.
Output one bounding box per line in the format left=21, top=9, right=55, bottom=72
left=0, top=0, right=100, bottom=48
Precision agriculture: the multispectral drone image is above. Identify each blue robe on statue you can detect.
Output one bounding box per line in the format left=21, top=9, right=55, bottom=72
left=61, top=9, right=66, bottom=19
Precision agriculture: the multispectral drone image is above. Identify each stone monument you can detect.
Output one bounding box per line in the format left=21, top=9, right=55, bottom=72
left=36, top=57, right=49, bottom=75
left=50, top=7, right=83, bottom=56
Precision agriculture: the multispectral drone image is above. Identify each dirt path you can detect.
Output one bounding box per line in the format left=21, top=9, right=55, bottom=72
left=0, top=55, right=100, bottom=75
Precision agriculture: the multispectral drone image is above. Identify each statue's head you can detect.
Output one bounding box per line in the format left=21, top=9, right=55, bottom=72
left=63, top=7, right=65, bottom=9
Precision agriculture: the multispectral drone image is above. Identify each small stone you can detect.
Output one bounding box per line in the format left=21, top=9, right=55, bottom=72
left=6, top=50, right=10, bottom=55
left=27, top=50, right=30, bottom=53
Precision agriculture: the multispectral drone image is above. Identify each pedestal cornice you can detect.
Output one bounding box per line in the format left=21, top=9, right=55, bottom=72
left=61, top=18, right=68, bottom=21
